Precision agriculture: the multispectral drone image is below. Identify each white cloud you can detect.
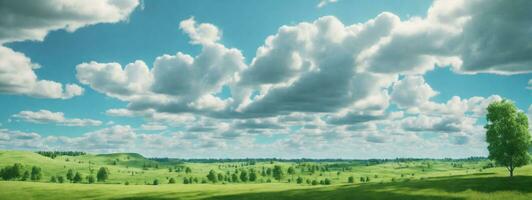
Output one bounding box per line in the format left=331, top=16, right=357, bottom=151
left=358, top=0, right=532, bottom=74
left=391, top=76, right=438, bottom=109
left=77, top=18, right=245, bottom=114
left=141, top=122, right=167, bottom=131
left=12, top=110, right=102, bottom=126
left=0, top=0, right=139, bottom=99
left=0, top=0, right=140, bottom=44
left=0, top=46, right=85, bottom=99
left=317, top=0, right=338, bottom=8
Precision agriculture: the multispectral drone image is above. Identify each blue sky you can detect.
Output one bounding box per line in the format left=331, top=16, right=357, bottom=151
left=0, top=0, right=530, bottom=158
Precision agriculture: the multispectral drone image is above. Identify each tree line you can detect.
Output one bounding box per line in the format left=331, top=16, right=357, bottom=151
left=36, top=151, right=86, bottom=159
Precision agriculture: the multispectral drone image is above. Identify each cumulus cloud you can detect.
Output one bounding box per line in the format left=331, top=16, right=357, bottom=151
left=0, top=46, right=85, bottom=99
left=0, top=0, right=139, bottom=43
left=77, top=17, right=245, bottom=114
left=358, top=0, right=532, bottom=74
left=12, top=110, right=102, bottom=126
left=0, top=0, right=139, bottom=99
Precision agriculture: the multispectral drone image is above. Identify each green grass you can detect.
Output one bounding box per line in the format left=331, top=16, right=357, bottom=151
left=1, top=150, right=532, bottom=199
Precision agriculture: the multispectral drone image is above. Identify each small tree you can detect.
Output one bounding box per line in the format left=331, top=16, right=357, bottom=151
left=169, top=177, right=176, bottom=184
left=153, top=179, right=159, bottom=185
left=240, top=170, right=248, bottom=182
left=21, top=170, right=30, bottom=181
left=66, top=169, right=74, bottom=182
left=97, top=167, right=109, bottom=182
left=272, top=165, right=283, bottom=181
left=73, top=172, right=83, bottom=183
left=217, top=173, right=224, bottom=182
left=296, top=176, right=303, bottom=184
left=249, top=171, right=257, bottom=182
left=30, top=166, right=42, bottom=181
left=287, top=167, right=295, bottom=175
left=57, top=176, right=65, bottom=183
left=50, top=176, right=57, bottom=183
left=231, top=173, right=239, bottom=182
left=185, top=167, right=192, bottom=174
left=348, top=176, right=354, bottom=183
left=207, top=170, right=217, bottom=183
left=485, top=100, right=531, bottom=177
left=87, top=175, right=95, bottom=184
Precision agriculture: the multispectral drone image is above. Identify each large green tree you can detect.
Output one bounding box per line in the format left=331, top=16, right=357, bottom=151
left=485, top=100, right=530, bottom=177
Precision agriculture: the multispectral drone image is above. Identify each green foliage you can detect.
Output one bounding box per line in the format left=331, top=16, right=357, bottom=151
left=272, top=165, right=283, bottom=181
left=249, top=171, right=257, bottom=182
left=30, top=166, right=42, bottom=181
left=66, top=169, right=74, bottom=182
left=348, top=176, right=354, bottom=183
left=287, top=167, right=295, bottom=175
left=0, top=163, right=23, bottom=180
left=240, top=170, right=248, bottom=182
left=231, top=173, right=239, bottom=182
left=485, top=100, right=531, bottom=176
left=296, top=176, right=303, bottom=184
left=207, top=170, right=217, bottom=183
left=153, top=179, right=159, bottom=185
left=72, top=172, right=82, bottom=183
left=21, top=171, right=29, bottom=181
left=87, top=175, right=95, bottom=184
left=97, top=167, right=109, bottom=182
left=168, top=177, right=176, bottom=184
left=57, top=176, right=64, bottom=183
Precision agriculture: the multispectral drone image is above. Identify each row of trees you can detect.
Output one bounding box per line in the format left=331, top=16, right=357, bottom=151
left=60, top=167, right=109, bottom=184
left=204, top=165, right=285, bottom=183
left=0, top=164, right=42, bottom=181
left=36, top=151, right=86, bottom=159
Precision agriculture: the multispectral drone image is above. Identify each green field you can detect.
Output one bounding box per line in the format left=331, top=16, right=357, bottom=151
left=1, top=150, right=532, bottom=200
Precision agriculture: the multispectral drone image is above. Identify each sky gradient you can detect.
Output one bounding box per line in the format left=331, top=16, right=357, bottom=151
left=0, top=0, right=531, bottom=158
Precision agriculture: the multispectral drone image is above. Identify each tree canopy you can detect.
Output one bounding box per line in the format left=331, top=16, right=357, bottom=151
left=485, top=100, right=531, bottom=177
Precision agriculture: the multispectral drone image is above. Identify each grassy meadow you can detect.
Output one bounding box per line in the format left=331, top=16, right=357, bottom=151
left=1, top=150, right=532, bottom=200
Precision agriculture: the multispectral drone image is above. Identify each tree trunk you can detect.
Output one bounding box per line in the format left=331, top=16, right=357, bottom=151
left=510, top=168, right=514, bottom=177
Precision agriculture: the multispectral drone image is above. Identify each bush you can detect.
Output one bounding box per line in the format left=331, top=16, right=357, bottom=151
left=169, top=177, right=176, bottom=184
left=0, top=163, right=23, bottom=180
left=87, top=175, right=95, bottom=184
left=348, top=176, right=354, bottom=183
left=73, top=172, right=83, bottom=183
left=57, top=176, right=65, bottom=183
left=324, top=178, right=331, bottom=185
left=311, top=180, right=318, bottom=185
left=50, top=176, right=57, bottom=183
left=153, top=179, right=159, bottom=185
left=296, top=176, right=303, bottom=184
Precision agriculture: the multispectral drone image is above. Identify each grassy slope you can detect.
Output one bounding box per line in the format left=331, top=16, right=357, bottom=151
left=1, top=150, right=532, bottom=199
